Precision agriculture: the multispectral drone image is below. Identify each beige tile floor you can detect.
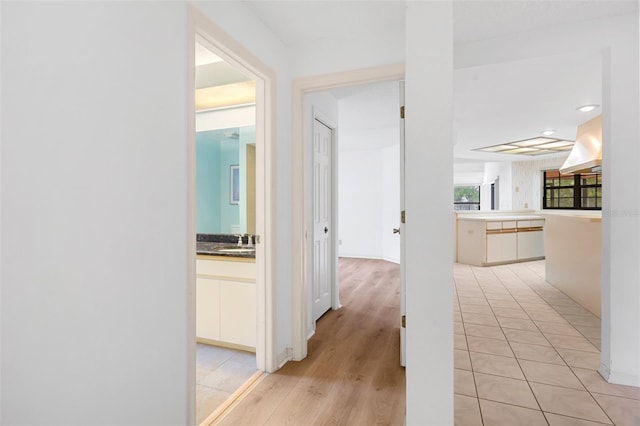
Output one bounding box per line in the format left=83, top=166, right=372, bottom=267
left=196, top=343, right=257, bottom=424
left=454, top=260, right=640, bottom=426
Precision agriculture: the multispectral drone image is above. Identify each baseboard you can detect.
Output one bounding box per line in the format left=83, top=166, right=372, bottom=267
left=339, top=254, right=384, bottom=260
left=599, top=363, right=640, bottom=387
left=339, top=254, right=400, bottom=264
left=201, top=370, right=266, bottom=426
left=196, top=337, right=255, bottom=353
left=277, top=347, right=292, bottom=369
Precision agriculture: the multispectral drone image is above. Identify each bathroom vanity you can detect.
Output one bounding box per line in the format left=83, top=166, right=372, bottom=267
left=196, top=235, right=256, bottom=352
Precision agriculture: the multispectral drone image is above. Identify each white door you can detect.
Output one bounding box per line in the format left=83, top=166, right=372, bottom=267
left=399, top=81, right=406, bottom=367
left=312, top=118, right=332, bottom=323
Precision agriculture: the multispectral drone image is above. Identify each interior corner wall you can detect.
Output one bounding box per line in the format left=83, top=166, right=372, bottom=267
left=1, top=2, right=189, bottom=423
left=511, top=155, right=567, bottom=211
left=191, top=0, right=293, bottom=358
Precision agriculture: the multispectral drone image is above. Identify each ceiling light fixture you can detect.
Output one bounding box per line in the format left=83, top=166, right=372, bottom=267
left=475, top=137, right=575, bottom=156
left=541, top=129, right=556, bottom=136
left=577, top=104, right=599, bottom=112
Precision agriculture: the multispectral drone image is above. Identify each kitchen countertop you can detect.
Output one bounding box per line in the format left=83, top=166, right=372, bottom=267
left=538, top=211, right=602, bottom=223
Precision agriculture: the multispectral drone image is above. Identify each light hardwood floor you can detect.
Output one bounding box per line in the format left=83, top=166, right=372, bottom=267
left=217, top=257, right=406, bottom=425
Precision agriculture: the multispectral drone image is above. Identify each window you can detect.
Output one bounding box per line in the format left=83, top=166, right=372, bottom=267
left=543, top=170, right=602, bottom=210
left=454, top=186, right=480, bottom=211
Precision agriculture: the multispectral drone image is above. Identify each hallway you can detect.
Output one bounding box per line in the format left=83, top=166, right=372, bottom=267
left=217, top=258, right=405, bottom=425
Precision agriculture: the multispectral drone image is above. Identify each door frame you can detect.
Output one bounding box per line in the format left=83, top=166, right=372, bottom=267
left=291, top=64, right=405, bottom=360
left=187, top=5, right=278, bottom=420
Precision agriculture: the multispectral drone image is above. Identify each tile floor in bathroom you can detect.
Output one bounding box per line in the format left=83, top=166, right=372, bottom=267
left=196, top=343, right=257, bottom=425
left=454, top=260, right=640, bottom=425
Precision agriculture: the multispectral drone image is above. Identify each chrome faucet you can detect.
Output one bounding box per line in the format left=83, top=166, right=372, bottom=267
left=236, top=235, right=243, bottom=246
left=247, top=234, right=254, bottom=248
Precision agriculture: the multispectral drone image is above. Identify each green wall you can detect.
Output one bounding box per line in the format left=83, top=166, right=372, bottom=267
left=196, top=128, right=240, bottom=234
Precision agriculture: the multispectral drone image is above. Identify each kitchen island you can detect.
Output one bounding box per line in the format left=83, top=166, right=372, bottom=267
left=456, top=213, right=545, bottom=266
left=541, top=211, right=602, bottom=317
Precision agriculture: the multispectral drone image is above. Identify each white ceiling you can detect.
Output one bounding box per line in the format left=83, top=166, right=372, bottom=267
left=244, top=0, right=638, bottom=46
left=241, top=0, right=637, bottom=162
left=453, top=50, right=601, bottom=161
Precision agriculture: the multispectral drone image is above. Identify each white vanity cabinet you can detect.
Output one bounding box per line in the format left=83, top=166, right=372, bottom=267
left=457, top=215, right=545, bottom=266
left=196, top=256, right=256, bottom=351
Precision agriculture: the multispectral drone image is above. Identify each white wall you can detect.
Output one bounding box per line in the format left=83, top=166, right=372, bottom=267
left=511, top=155, right=567, bottom=211
left=1, top=1, right=294, bottom=423
left=483, top=161, right=512, bottom=210
left=457, top=12, right=640, bottom=387
left=338, top=146, right=400, bottom=263
left=2, top=3, right=190, bottom=423
left=339, top=149, right=383, bottom=259
left=290, top=29, right=404, bottom=78
left=405, top=3, right=454, bottom=424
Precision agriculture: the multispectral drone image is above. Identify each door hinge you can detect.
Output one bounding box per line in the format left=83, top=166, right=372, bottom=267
left=401, top=210, right=405, bottom=224
left=401, top=315, right=406, bottom=328
left=400, top=106, right=405, bottom=119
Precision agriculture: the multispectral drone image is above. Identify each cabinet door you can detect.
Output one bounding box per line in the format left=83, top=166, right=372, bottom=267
left=517, top=230, right=544, bottom=259
left=486, top=233, right=517, bottom=263
left=219, top=281, right=256, bottom=347
left=196, top=277, right=220, bottom=341
left=502, top=232, right=517, bottom=262
left=486, top=234, right=503, bottom=263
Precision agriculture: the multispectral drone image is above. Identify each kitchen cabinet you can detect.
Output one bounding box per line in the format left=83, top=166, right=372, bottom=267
left=486, top=232, right=517, bottom=263
left=457, top=215, right=545, bottom=266
left=196, top=256, right=256, bottom=351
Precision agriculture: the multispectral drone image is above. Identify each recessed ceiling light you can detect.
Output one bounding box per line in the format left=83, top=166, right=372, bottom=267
left=577, top=104, right=599, bottom=112
left=541, top=130, right=556, bottom=136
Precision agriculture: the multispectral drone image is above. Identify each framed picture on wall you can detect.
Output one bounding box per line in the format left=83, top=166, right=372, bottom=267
left=230, top=165, right=240, bottom=205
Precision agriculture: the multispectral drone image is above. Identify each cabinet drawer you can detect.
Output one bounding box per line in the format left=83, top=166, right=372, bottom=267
left=531, top=219, right=545, bottom=227
left=517, top=220, right=531, bottom=228
left=486, top=222, right=502, bottom=230
left=502, top=221, right=517, bottom=229
left=197, top=259, right=256, bottom=280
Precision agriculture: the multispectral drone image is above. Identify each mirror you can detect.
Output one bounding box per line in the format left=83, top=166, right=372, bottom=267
left=195, top=41, right=256, bottom=235
left=196, top=125, right=256, bottom=234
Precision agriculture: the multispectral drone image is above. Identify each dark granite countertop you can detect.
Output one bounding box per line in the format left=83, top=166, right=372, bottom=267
left=196, top=234, right=256, bottom=258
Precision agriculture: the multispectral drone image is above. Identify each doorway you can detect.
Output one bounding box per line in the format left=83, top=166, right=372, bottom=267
left=291, top=64, right=405, bottom=361
left=188, top=7, right=277, bottom=425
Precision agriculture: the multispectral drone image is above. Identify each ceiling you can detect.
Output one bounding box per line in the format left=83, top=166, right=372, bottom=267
left=244, top=0, right=638, bottom=46
left=241, top=0, right=637, bottom=162
left=452, top=50, right=602, bottom=161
